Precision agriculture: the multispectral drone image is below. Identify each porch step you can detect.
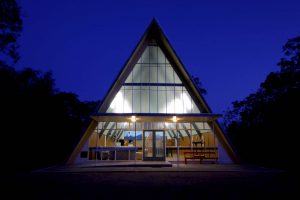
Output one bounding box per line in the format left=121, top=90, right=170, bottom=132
left=82, top=161, right=172, bottom=168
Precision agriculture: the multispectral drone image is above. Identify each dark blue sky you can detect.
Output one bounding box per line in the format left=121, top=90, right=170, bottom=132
left=16, top=0, right=300, bottom=114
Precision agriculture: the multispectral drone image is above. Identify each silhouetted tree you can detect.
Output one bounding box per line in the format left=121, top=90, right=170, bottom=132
left=0, top=67, right=98, bottom=171
left=0, top=0, right=22, bottom=66
left=0, top=0, right=99, bottom=172
left=192, top=75, right=207, bottom=95
left=224, top=36, right=300, bottom=170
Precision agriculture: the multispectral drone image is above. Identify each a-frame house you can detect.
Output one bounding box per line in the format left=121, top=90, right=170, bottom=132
left=67, top=19, right=238, bottom=165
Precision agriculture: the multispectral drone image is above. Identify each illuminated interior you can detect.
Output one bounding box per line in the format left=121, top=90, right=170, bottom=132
left=83, top=43, right=219, bottom=163
left=107, top=44, right=200, bottom=114
left=68, top=21, right=236, bottom=165
left=87, top=120, right=219, bottom=162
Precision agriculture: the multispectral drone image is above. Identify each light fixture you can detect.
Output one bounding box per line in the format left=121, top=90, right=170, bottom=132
left=131, top=115, right=136, bottom=122
left=172, top=116, right=177, bottom=123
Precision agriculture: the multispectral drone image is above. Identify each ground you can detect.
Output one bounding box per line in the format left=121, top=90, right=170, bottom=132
left=3, top=165, right=298, bottom=200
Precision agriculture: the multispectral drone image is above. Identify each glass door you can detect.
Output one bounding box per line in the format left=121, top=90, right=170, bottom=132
left=143, top=130, right=165, bottom=161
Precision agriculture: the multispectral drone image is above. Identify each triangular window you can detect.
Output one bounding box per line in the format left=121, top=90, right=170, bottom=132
left=107, top=44, right=200, bottom=114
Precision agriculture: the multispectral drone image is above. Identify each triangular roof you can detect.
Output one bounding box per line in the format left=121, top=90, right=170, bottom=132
left=67, top=19, right=239, bottom=164
left=98, top=18, right=210, bottom=114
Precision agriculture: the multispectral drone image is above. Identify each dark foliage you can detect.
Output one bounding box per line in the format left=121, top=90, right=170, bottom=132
left=0, top=66, right=98, bottom=172
left=192, top=75, right=207, bottom=95
left=0, top=0, right=98, bottom=172
left=224, top=36, right=300, bottom=170
left=0, top=0, right=22, bottom=66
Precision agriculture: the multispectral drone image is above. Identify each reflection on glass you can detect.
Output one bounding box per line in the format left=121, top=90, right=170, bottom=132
left=144, top=131, right=153, bottom=157
left=107, top=44, right=201, bottom=114
left=155, top=131, right=164, bottom=157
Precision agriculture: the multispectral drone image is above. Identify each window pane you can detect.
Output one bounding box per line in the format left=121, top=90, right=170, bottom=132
left=175, top=90, right=183, bottom=113
left=175, top=86, right=182, bottom=91
left=191, top=130, right=198, bottom=136
left=149, top=46, right=157, bottom=63
left=183, top=123, right=191, bottom=129
left=166, top=66, right=173, bottom=83
left=124, top=88, right=132, bottom=113
left=158, top=90, right=166, bottom=113
left=150, top=87, right=157, bottom=113
left=144, top=131, right=153, bottom=157
left=141, top=87, right=149, bottom=113
left=141, top=47, right=149, bottom=63
left=157, top=86, right=166, bottom=91
left=195, top=122, right=203, bottom=129
left=157, top=64, right=165, bottom=83
left=183, top=90, right=192, bottom=112
left=140, top=65, right=149, bottom=83
left=132, top=89, right=140, bottom=113
left=166, top=89, right=174, bottom=113
left=166, top=86, right=174, bottom=91
left=107, top=90, right=124, bottom=113
left=150, top=65, right=157, bottom=83
left=133, top=64, right=141, bottom=83
left=155, top=131, right=164, bottom=157
left=157, top=47, right=165, bottom=63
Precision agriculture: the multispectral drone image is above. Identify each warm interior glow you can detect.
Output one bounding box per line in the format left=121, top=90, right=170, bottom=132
left=107, top=43, right=201, bottom=114
left=182, top=93, right=192, bottom=112
left=131, top=115, right=136, bottom=122
left=172, top=116, right=177, bottom=122
left=109, top=91, right=131, bottom=113
left=109, top=91, right=123, bottom=112
left=166, top=93, right=192, bottom=113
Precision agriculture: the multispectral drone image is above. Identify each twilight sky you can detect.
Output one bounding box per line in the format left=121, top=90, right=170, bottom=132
left=15, top=0, right=300, bottom=114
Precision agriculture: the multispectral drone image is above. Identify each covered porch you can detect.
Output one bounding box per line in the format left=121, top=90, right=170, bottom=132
left=81, top=113, right=221, bottom=164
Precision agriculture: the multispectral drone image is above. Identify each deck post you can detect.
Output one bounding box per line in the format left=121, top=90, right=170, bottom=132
left=176, top=122, right=179, bottom=167
left=95, top=121, right=99, bottom=165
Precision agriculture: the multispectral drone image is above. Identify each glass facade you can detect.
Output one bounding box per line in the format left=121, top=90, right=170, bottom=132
left=107, top=44, right=200, bottom=113
left=70, top=23, right=230, bottom=165
left=84, top=44, right=219, bottom=163
left=93, top=122, right=212, bottom=138
left=88, top=121, right=218, bottom=162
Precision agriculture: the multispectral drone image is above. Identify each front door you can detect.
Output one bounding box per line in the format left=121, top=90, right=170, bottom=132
left=143, top=130, right=165, bottom=161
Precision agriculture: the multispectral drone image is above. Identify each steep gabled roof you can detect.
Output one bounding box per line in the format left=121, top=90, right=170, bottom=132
left=67, top=19, right=239, bottom=164
left=98, top=18, right=210, bottom=114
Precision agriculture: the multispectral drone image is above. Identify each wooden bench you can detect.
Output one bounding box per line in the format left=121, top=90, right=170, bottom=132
left=184, top=151, right=218, bottom=164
